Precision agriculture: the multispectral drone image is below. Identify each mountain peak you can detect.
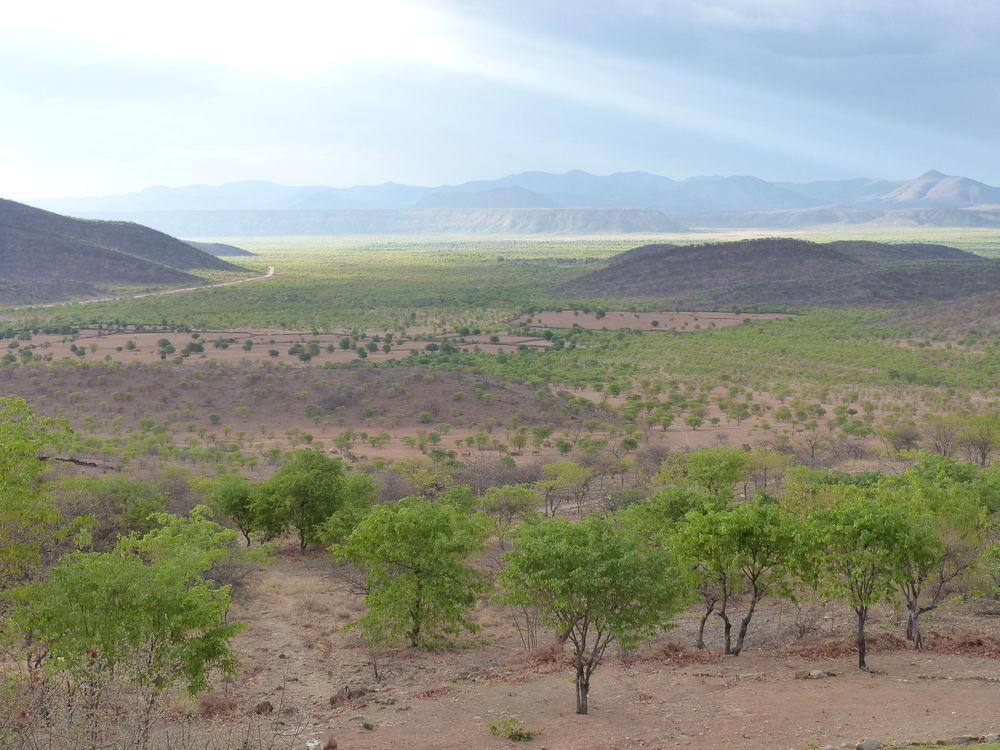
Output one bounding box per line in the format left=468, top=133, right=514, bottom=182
left=919, top=170, right=948, bottom=179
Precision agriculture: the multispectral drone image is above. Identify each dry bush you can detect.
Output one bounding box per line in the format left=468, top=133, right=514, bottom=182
left=0, top=673, right=306, bottom=750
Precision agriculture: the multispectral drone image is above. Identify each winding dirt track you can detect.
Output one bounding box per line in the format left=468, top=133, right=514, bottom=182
left=19, top=266, right=275, bottom=310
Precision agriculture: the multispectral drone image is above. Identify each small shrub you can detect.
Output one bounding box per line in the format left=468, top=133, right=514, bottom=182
left=488, top=716, right=535, bottom=742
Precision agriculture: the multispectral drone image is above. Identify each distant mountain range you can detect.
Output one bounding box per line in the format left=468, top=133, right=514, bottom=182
left=30, top=170, right=1000, bottom=236
left=0, top=199, right=241, bottom=305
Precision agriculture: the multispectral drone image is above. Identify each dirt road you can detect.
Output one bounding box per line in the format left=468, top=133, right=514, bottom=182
left=15, top=266, right=275, bottom=310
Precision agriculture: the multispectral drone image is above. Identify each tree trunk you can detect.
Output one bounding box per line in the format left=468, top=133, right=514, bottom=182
left=855, top=606, right=868, bottom=670
left=907, top=606, right=925, bottom=650
left=732, top=593, right=759, bottom=656
left=696, top=604, right=714, bottom=650
left=716, top=608, right=733, bottom=655
left=575, top=663, right=589, bottom=715
left=408, top=577, right=424, bottom=648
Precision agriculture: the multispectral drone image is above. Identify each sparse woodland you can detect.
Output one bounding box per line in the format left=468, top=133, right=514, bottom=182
left=1, top=234, right=998, bottom=749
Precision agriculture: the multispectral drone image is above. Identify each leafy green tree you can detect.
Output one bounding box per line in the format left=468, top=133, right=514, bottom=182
left=392, top=456, right=452, bottom=497
left=0, top=398, right=70, bottom=591
left=9, top=508, right=243, bottom=748
left=53, top=475, right=167, bottom=547
left=891, top=459, right=990, bottom=648
left=879, top=420, right=921, bottom=452
left=478, top=483, right=541, bottom=549
left=316, top=471, right=378, bottom=546
left=672, top=498, right=797, bottom=655
left=254, top=450, right=347, bottom=551
left=985, top=542, right=1000, bottom=600
left=620, top=486, right=717, bottom=536
left=333, top=497, right=487, bottom=648
left=618, top=486, right=716, bottom=647
left=203, top=474, right=259, bottom=545
left=437, top=484, right=477, bottom=513
left=657, top=448, right=749, bottom=500
left=959, top=411, right=999, bottom=467
left=537, top=460, right=592, bottom=516
left=802, top=488, right=935, bottom=670
left=498, top=516, right=685, bottom=714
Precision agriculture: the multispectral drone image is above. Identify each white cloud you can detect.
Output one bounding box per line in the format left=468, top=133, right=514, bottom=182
left=2, top=0, right=463, bottom=75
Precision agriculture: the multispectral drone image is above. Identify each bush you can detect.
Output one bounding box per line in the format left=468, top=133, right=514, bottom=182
left=488, top=716, right=536, bottom=741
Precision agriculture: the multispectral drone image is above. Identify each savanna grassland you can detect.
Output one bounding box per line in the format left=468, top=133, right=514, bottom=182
left=1, top=230, right=998, bottom=750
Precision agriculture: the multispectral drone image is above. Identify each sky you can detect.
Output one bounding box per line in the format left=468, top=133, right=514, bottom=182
left=2, top=0, right=999, bottom=199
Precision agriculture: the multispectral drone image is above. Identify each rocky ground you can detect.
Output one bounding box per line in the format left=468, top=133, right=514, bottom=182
left=176, top=548, right=1000, bottom=750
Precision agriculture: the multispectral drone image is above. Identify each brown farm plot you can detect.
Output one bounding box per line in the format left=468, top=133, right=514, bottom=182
left=20, top=328, right=551, bottom=366
left=512, top=309, right=790, bottom=331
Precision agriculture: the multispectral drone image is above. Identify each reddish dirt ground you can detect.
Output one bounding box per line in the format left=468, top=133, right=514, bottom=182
left=511, top=309, right=790, bottom=331
left=202, top=551, right=1000, bottom=750
left=20, top=329, right=550, bottom=366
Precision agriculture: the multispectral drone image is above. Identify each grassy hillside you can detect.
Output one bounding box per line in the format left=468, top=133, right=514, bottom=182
left=0, top=199, right=244, bottom=304
left=562, top=237, right=998, bottom=307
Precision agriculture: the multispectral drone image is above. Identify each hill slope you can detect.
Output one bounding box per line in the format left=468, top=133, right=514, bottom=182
left=562, top=238, right=997, bottom=307
left=0, top=199, right=240, bottom=304
left=186, top=240, right=256, bottom=257
left=882, top=170, right=1000, bottom=208
left=411, top=187, right=556, bottom=209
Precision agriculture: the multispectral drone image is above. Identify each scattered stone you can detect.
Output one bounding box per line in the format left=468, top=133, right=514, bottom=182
left=329, top=685, right=371, bottom=707
left=983, top=735, right=1000, bottom=743
left=795, top=669, right=835, bottom=680
left=198, top=692, right=237, bottom=718
left=939, top=738, right=978, bottom=746
left=856, top=740, right=884, bottom=750
left=254, top=701, right=274, bottom=715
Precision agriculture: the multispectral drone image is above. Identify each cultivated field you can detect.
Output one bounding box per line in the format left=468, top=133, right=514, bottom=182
left=512, top=309, right=790, bottom=331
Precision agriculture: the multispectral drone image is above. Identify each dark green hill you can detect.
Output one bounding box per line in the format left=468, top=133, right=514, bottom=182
left=562, top=237, right=997, bottom=307
left=0, top=199, right=241, bottom=304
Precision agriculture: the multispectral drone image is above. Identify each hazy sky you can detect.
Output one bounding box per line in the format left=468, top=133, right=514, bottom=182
left=3, top=0, right=999, bottom=199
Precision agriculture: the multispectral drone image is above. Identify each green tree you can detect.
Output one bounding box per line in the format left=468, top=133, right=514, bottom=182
left=802, top=488, right=935, bottom=670
left=892, top=459, right=990, bottom=649
left=478, top=483, right=541, bottom=549
left=9, top=508, right=243, bottom=749
left=203, top=474, right=259, bottom=546
left=0, top=398, right=70, bottom=591
left=392, top=456, right=452, bottom=497
left=333, top=497, right=487, bottom=648
left=672, top=498, right=797, bottom=655
left=959, top=411, right=999, bottom=467
left=254, top=450, right=347, bottom=551
left=50, top=475, right=166, bottom=550
left=317, top=471, right=378, bottom=546
left=657, top=448, right=749, bottom=501
left=498, top=516, right=685, bottom=714
left=537, top=460, right=592, bottom=517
